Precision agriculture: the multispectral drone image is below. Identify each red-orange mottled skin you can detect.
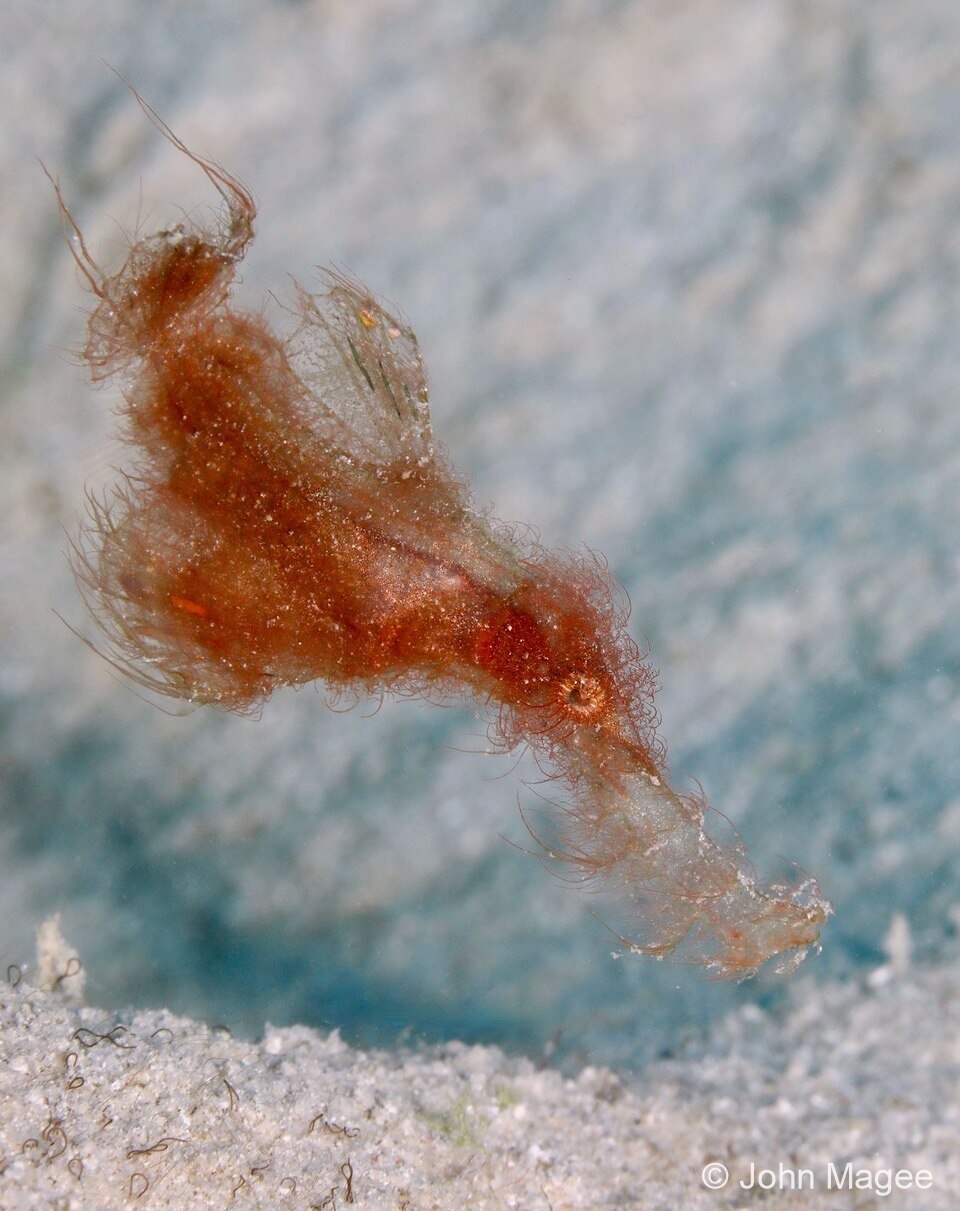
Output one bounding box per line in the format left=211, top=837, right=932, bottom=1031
left=54, top=91, right=831, bottom=979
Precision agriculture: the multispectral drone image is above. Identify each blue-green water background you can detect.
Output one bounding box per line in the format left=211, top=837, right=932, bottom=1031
left=2, top=0, right=959, bottom=1071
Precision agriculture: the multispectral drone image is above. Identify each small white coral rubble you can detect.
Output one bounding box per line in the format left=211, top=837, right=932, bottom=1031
left=34, top=914, right=85, bottom=1005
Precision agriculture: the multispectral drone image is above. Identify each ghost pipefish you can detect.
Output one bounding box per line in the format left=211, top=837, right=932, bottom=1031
left=50, top=90, right=830, bottom=980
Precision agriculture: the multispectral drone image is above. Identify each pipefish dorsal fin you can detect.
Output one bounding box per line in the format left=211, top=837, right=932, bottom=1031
left=288, top=270, right=434, bottom=470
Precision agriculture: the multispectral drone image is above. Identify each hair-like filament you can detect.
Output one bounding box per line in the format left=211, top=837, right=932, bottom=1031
left=53, top=91, right=831, bottom=980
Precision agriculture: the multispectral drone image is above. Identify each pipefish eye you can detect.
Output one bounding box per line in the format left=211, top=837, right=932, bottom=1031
left=558, top=672, right=607, bottom=721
